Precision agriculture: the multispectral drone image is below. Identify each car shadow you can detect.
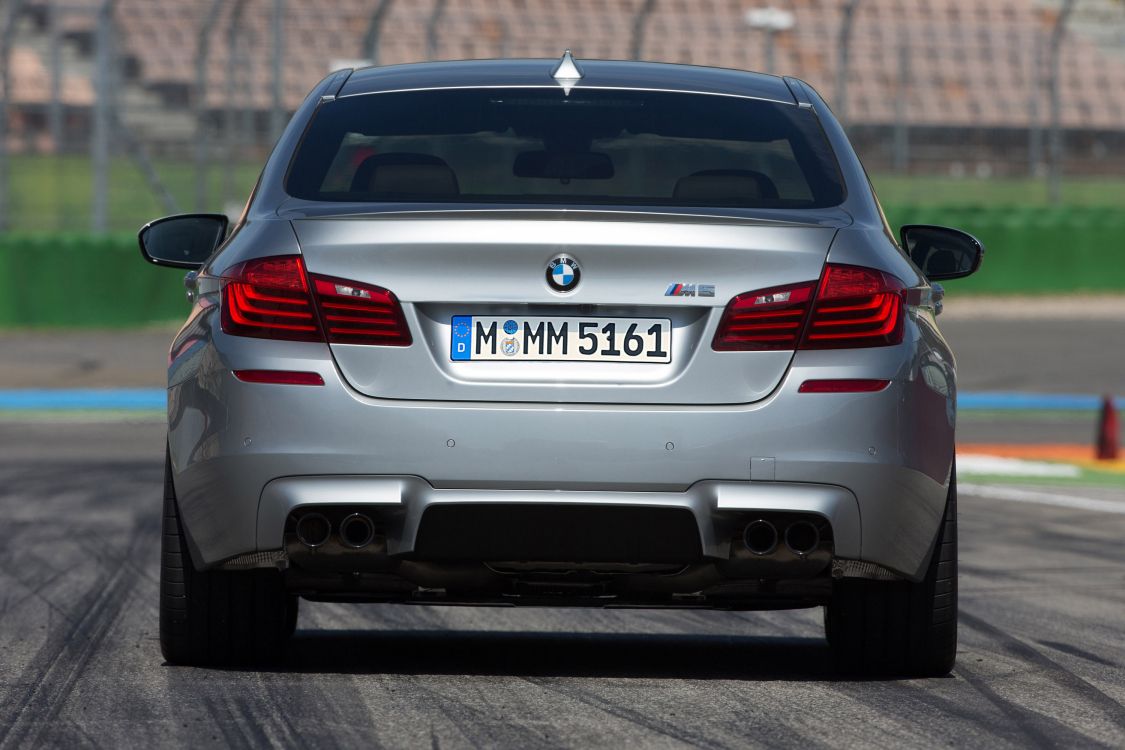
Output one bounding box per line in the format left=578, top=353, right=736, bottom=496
left=274, top=629, right=837, bottom=680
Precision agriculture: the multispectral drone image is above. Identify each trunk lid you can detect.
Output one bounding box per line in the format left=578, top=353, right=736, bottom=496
left=292, top=209, right=841, bottom=405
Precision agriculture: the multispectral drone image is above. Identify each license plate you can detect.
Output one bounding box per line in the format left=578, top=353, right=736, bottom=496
left=450, top=316, right=672, bottom=363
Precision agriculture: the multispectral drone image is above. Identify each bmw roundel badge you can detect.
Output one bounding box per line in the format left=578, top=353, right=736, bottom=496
left=546, top=255, right=581, bottom=292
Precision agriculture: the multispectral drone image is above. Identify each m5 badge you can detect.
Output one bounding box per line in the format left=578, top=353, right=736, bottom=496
left=665, top=283, right=715, bottom=297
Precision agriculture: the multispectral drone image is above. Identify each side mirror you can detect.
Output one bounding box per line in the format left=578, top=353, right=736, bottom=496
left=138, top=214, right=229, bottom=270
left=900, top=225, right=983, bottom=281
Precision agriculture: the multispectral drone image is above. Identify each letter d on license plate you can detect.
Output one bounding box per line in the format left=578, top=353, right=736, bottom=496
left=451, top=315, right=671, bottom=363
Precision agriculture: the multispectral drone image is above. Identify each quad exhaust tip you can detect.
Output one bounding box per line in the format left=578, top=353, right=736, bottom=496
left=295, top=512, right=331, bottom=548
left=743, top=519, right=778, bottom=556
left=784, top=520, right=820, bottom=556
left=743, top=519, right=821, bottom=557
left=339, top=513, right=376, bottom=549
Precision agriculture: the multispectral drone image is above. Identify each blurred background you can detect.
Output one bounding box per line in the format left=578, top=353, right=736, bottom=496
left=1, top=0, right=1125, bottom=327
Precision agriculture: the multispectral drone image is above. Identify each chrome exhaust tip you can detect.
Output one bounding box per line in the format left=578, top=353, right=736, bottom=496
left=295, top=512, right=332, bottom=548
left=339, top=513, right=376, bottom=549
left=784, top=520, right=820, bottom=557
left=743, top=519, right=778, bottom=556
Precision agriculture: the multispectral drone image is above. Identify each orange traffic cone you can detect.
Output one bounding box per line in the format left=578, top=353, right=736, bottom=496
left=1095, top=395, right=1119, bottom=461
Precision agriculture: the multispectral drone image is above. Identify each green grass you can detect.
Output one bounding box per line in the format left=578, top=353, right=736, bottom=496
left=958, top=469, right=1125, bottom=489
left=3, top=154, right=1125, bottom=233
left=5, top=155, right=261, bottom=233
left=871, top=174, right=1125, bottom=209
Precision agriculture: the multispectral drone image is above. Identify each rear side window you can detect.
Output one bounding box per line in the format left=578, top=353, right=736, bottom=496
left=287, top=87, right=845, bottom=209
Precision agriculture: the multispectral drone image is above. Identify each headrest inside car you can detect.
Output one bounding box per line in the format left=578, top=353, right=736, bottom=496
left=351, top=153, right=460, bottom=197
left=672, top=169, right=779, bottom=204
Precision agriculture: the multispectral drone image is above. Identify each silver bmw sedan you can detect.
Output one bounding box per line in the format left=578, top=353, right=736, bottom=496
left=140, top=52, right=982, bottom=675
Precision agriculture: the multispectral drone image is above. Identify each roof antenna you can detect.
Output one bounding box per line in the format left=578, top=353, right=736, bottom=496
left=552, top=49, right=583, bottom=95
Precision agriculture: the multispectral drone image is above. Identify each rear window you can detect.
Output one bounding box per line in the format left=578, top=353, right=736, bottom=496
left=287, top=87, right=845, bottom=209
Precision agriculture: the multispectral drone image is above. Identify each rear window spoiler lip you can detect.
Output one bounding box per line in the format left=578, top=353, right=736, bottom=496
left=274, top=201, right=855, bottom=230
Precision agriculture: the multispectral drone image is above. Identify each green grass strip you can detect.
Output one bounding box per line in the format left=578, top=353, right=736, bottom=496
left=958, top=469, right=1125, bottom=489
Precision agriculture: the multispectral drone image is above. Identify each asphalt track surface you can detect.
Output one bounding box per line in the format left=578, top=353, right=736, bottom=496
left=1, top=310, right=1123, bottom=747
left=0, top=425, right=1123, bottom=749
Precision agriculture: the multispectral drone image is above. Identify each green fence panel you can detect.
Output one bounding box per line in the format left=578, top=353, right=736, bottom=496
left=883, top=206, right=1125, bottom=295
left=0, top=233, right=190, bottom=327
left=0, top=208, right=1122, bottom=326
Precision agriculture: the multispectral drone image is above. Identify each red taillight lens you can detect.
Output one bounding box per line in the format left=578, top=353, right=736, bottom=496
left=802, top=264, right=905, bottom=349
left=711, top=282, right=816, bottom=351
left=311, top=276, right=412, bottom=346
left=220, top=255, right=321, bottom=342
left=219, top=255, right=411, bottom=346
left=712, top=264, right=906, bottom=352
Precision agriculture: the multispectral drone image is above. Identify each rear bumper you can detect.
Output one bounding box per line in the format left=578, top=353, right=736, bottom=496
left=168, top=332, right=955, bottom=580
left=259, top=475, right=861, bottom=560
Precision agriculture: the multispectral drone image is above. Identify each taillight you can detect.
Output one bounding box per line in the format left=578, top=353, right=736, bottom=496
left=712, top=264, right=906, bottom=352
left=311, top=276, right=412, bottom=346
left=711, top=282, right=816, bottom=351
left=219, top=255, right=411, bottom=346
left=220, top=256, right=321, bottom=342
left=803, top=264, right=905, bottom=349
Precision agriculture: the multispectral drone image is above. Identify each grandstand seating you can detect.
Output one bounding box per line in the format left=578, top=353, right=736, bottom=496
left=6, top=0, right=1125, bottom=139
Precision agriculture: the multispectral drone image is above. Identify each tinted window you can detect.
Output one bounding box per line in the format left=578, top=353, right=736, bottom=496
left=287, top=88, right=845, bottom=209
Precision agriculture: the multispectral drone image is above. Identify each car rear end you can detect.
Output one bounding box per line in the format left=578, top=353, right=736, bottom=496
left=161, top=60, right=959, bottom=672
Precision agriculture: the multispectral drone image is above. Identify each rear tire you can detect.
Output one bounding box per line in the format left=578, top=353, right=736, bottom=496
left=159, top=450, right=296, bottom=666
left=826, top=468, right=958, bottom=677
